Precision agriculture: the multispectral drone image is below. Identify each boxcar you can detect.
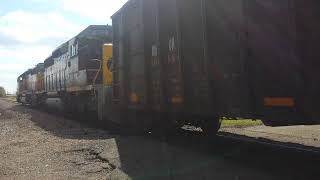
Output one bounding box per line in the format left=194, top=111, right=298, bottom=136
left=107, top=0, right=222, bottom=133
left=101, top=0, right=320, bottom=135
left=241, top=0, right=320, bottom=125
left=107, top=0, right=160, bottom=130
left=189, top=0, right=320, bottom=127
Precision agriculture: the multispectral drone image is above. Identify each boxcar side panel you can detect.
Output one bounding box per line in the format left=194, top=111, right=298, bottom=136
left=179, top=0, right=212, bottom=116
left=158, top=0, right=184, bottom=112
left=112, top=11, right=127, bottom=106
left=125, top=0, right=147, bottom=108
left=245, top=0, right=304, bottom=124
left=206, top=0, right=251, bottom=117
left=143, top=0, right=160, bottom=111
left=295, top=0, right=320, bottom=122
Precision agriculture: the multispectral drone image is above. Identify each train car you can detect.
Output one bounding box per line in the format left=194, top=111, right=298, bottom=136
left=103, top=0, right=160, bottom=130
left=97, top=0, right=220, bottom=133
left=17, top=70, right=30, bottom=103
left=17, top=63, right=44, bottom=105
left=238, top=0, right=320, bottom=126
left=95, top=0, right=320, bottom=135
left=185, top=0, right=320, bottom=128
left=188, top=0, right=320, bottom=128
left=18, top=25, right=112, bottom=112
left=42, top=25, right=112, bottom=112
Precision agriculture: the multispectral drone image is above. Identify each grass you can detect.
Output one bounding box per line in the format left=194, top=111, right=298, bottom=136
left=221, top=119, right=263, bottom=128
left=0, top=96, right=17, bottom=103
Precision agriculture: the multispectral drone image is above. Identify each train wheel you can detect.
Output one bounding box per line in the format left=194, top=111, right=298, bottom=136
left=201, top=116, right=221, bottom=137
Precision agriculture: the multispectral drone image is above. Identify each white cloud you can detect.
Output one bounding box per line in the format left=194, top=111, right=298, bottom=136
left=0, top=10, right=85, bottom=44
left=0, top=45, right=53, bottom=62
left=0, top=45, right=54, bottom=93
left=0, top=10, right=86, bottom=93
left=0, top=64, right=31, bottom=71
left=60, top=0, right=127, bottom=23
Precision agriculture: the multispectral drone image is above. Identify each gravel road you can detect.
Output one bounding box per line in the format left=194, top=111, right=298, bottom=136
left=0, top=99, right=318, bottom=180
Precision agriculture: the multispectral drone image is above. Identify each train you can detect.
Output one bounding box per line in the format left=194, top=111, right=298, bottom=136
left=17, top=0, right=320, bottom=135
left=17, top=25, right=112, bottom=112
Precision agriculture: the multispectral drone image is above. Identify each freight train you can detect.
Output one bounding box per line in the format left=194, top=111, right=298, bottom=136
left=17, top=0, right=320, bottom=135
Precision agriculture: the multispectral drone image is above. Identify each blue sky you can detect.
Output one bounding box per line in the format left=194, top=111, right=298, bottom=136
left=0, top=0, right=127, bottom=93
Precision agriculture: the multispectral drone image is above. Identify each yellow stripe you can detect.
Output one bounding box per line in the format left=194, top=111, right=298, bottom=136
left=102, top=44, right=113, bottom=86
left=264, top=97, right=295, bottom=107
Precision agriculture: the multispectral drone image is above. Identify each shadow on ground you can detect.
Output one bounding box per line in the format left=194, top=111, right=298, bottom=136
left=2, top=102, right=320, bottom=180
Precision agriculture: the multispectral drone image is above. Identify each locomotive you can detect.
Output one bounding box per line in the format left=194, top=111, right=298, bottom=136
left=17, top=25, right=112, bottom=112
left=17, top=0, right=320, bottom=135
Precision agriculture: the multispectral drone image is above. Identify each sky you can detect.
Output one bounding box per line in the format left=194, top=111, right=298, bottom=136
left=0, top=0, right=127, bottom=94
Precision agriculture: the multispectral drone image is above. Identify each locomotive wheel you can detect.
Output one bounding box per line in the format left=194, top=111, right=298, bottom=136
left=201, top=116, right=221, bottom=137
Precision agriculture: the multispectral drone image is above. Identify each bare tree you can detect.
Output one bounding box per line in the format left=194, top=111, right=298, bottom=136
left=0, top=86, right=6, bottom=97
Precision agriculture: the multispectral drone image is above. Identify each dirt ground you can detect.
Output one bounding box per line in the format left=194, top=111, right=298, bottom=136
left=222, top=125, right=320, bottom=148
left=0, top=99, right=318, bottom=180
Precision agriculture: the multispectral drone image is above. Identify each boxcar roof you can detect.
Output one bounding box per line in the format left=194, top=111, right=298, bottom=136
left=111, top=0, right=132, bottom=18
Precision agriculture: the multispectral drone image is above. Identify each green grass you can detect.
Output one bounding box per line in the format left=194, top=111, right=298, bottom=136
left=0, top=96, right=17, bottom=103
left=221, top=119, right=263, bottom=128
